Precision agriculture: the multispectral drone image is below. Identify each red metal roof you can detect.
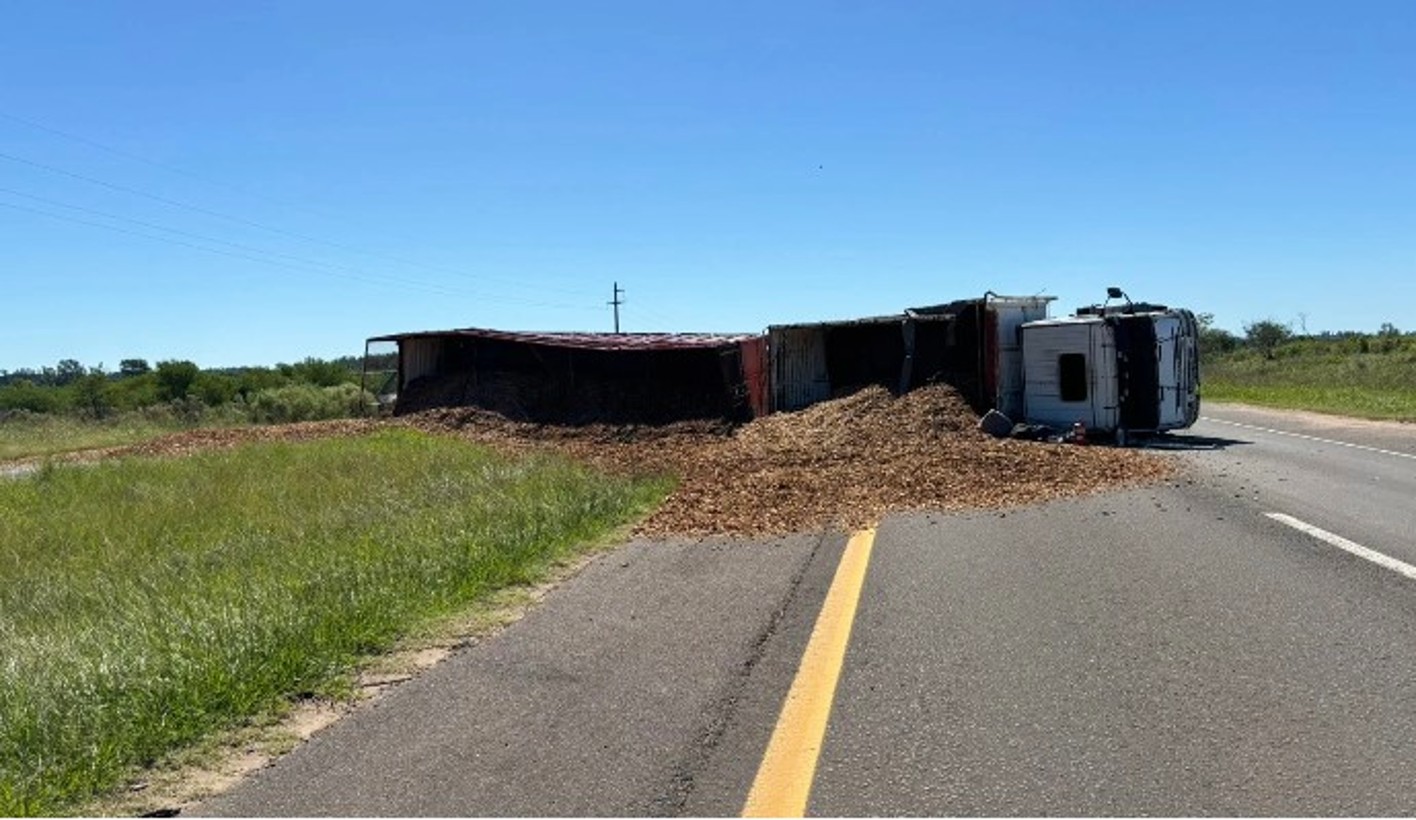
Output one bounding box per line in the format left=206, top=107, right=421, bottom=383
left=367, top=326, right=759, bottom=351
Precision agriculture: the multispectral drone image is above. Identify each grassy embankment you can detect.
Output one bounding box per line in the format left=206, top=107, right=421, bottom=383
left=1203, top=335, right=1416, bottom=422
left=0, top=429, right=669, bottom=815
left=1, top=382, right=374, bottom=462
left=0, top=413, right=199, bottom=461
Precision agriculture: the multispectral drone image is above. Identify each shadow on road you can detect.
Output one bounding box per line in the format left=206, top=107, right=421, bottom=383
left=1135, top=432, right=1250, bottom=451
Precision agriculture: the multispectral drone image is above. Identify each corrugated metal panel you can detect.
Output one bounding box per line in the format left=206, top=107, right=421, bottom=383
left=989, top=297, right=1052, bottom=419
left=770, top=326, right=830, bottom=412
left=1022, top=319, right=1123, bottom=431
left=768, top=314, right=919, bottom=331
left=399, top=337, right=442, bottom=390
left=739, top=337, right=770, bottom=418
left=371, top=327, right=756, bottom=352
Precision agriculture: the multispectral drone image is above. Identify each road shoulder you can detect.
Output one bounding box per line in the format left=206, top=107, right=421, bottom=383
left=194, top=531, right=843, bottom=817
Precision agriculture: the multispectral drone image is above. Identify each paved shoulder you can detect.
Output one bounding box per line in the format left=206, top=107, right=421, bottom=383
left=198, top=531, right=844, bottom=817
left=1201, top=402, right=1416, bottom=458
left=1187, top=405, right=1416, bottom=566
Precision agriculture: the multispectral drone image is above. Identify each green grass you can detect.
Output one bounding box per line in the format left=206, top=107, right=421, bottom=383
left=0, top=429, right=668, bottom=815
left=0, top=413, right=200, bottom=461
left=1203, top=342, right=1416, bottom=421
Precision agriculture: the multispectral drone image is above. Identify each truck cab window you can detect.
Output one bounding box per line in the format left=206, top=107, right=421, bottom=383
left=1059, top=353, right=1088, bottom=402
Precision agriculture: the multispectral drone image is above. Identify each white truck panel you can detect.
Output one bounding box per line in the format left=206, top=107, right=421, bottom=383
left=1154, top=315, right=1185, bottom=428
left=1021, top=319, right=1119, bottom=431
left=990, top=297, right=1054, bottom=420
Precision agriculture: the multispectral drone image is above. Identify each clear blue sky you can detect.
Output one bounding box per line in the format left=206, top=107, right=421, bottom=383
left=2, top=0, right=1413, bottom=370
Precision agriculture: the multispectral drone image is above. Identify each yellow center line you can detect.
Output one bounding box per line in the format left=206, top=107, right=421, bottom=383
left=742, top=527, right=877, bottom=818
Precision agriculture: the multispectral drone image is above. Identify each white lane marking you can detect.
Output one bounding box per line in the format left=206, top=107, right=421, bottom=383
left=1267, top=513, right=1416, bottom=583
left=1201, top=416, right=1416, bottom=462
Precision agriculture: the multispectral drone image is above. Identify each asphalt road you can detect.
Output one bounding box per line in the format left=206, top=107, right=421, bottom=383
left=1185, top=404, right=1416, bottom=565
left=803, top=404, right=1416, bottom=815
left=196, top=531, right=847, bottom=817
left=198, top=402, right=1416, bottom=816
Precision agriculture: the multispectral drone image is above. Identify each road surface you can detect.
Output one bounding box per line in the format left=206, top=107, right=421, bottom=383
left=199, top=403, right=1416, bottom=816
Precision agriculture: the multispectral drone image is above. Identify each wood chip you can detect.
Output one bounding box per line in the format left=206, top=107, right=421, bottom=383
left=405, top=384, right=1176, bottom=537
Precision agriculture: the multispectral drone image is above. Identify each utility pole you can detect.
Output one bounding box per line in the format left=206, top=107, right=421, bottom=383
left=609, top=281, right=625, bottom=333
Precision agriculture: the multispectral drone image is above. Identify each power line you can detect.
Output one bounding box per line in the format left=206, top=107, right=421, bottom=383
left=0, top=184, right=587, bottom=308
left=633, top=304, right=686, bottom=330
left=0, top=198, right=400, bottom=290
left=0, top=144, right=598, bottom=299
left=0, top=196, right=594, bottom=310
left=0, top=110, right=601, bottom=298
left=0, top=109, right=354, bottom=223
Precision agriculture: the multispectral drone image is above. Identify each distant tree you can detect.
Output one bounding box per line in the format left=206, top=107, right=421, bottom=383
left=1377, top=322, right=1402, bottom=353
left=282, top=357, right=356, bottom=388
left=0, top=367, right=40, bottom=387
left=119, top=358, right=151, bottom=377
left=54, top=359, right=85, bottom=386
left=72, top=372, right=113, bottom=419
left=155, top=360, right=200, bottom=401
left=0, top=379, right=65, bottom=413
left=1243, top=319, right=1293, bottom=360
left=193, top=372, right=238, bottom=406
left=235, top=367, right=286, bottom=400
left=1196, top=313, right=1240, bottom=359
left=107, top=372, right=159, bottom=410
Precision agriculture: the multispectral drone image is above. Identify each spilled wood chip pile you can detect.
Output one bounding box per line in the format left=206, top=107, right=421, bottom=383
left=406, top=384, right=1176, bottom=537
left=10, top=386, right=1175, bottom=537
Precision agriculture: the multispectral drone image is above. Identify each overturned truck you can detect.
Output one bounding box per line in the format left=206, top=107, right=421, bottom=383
left=365, top=290, right=1199, bottom=439
left=365, top=329, right=764, bottom=425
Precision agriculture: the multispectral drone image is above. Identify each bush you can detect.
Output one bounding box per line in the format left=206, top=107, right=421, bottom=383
left=0, top=380, right=67, bottom=414
left=154, top=360, right=200, bottom=401
left=246, top=383, right=369, bottom=424
left=138, top=396, right=209, bottom=426
left=193, top=372, right=238, bottom=407
left=106, top=374, right=159, bottom=411
left=71, top=373, right=113, bottom=420
left=279, top=358, right=357, bottom=388
left=1243, top=319, right=1293, bottom=360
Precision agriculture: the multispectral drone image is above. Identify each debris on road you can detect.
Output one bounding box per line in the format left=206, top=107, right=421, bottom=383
left=409, top=384, right=1176, bottom=537
left=978, top=408, right=1014, bottom=438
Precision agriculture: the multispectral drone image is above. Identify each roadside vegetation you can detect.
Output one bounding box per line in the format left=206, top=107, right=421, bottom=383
left=0, top=354, right=394, bottom=460
left=0, top=429, right=669, bottom=815
left=1200, top=316, right=1416, bottom=421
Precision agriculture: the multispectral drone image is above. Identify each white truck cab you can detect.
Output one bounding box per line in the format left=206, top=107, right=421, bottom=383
left=1020, top=291, right=1200, bottom=441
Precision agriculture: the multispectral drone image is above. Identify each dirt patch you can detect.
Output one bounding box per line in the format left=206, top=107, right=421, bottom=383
left=2, top=419, right=384, bottom=471
left=407, top=384, right=1176, bottom=537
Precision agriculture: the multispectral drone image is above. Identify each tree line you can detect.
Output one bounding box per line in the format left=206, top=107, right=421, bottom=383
left=1199, top=315, right=1410, bottom=362
left=0, top=354, right=397, bottom=422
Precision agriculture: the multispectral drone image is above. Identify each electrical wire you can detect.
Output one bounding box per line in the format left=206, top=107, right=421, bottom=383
left=0, top=196, right=598, bottom=311
left=0, top=109, right=355, bottom=223
left=0, top=144, right=599, bottom=299
left=0, top=184, right=589, bottom=309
